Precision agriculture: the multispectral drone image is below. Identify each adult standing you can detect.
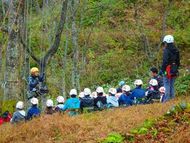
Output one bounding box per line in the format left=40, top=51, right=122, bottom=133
left=160, top=35, right=180, bottom=101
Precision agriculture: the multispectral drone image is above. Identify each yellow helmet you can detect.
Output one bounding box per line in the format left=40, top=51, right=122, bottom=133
left=30, top=67, right=39, bottom=74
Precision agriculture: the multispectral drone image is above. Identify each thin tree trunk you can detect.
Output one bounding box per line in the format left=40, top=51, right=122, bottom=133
left=71, top=0, right=80, bottom=91
left=61, top=15, right=69, bottom=98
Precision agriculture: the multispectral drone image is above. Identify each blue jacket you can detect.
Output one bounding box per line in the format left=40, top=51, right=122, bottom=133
left=62, top=97, right=80, bottom=111
left=28, top=76, right=39, bottom=91
left=131, top=87, right=145, bottom=99
left=118, top=93, right=133, bottom=106
left=26, top=106, right=41, bottom=120
left=11, top=110, right=26, bottom=123
left=28, top=74, right=44, bottom=91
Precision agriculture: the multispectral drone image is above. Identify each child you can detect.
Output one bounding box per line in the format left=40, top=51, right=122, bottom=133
left=149, top=67, right=163, bottom=88
left=94, top=87, right=107, bottom=110
left=26, top=98, right=41, bottom=120
left=80, top=88, right=94, bottom=112
left=45, top=99, right=55, bottom=115
left=144, top=79, right=160, bottom=104
left=11, top=101, right=26, bottom=123
left=118, top=85, right=133, bottom=106
left=107, top=88, right=119, bottom=108
left=55, top=96, right=65, bottom=112
left=62, top=89, right=80, bottom=116
left=131, top=79, right=146, bottom=103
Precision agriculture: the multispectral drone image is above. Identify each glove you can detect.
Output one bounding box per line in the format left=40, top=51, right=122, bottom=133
left=38, top=73, right=45, bottom=82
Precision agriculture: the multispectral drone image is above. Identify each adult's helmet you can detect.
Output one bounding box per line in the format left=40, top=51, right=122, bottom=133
left=16, top=101, right=24, bottom=110
left=108, top=88, right=117, bottom=95
left=84, top=88, right=91, bottom=96
left=57, top=96, right=65, bottom=103
left=96, top=86, right=104, bottom=93
left=30, top=67, right=39, bottom=74
left=70, top=89, right=77, bottom=96
left=163, top=35, right=174, bottom=43
left=31, top=97, right=39, bottom=105
left=46, top=99, right=54, bottom=107
left=122, top=85, right=131, bottom=92
left=134, top=79, right=143, bottom=86
left=119, top=81, right=125, bottom=86
left=149, top=79, right=158, bottom=86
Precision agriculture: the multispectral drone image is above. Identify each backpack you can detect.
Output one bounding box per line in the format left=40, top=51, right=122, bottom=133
left=166, top=63, right=179, bottom=79
left=166, top=47, right=180, bottom=79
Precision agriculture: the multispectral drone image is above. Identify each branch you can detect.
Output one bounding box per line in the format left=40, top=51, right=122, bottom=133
left=43, top=0, right=68, bottom=65
left=20, top=33, right=40, bottom=64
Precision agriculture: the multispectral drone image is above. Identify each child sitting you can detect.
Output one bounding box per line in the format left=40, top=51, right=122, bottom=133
left=11, top=101, right=26, bottom=123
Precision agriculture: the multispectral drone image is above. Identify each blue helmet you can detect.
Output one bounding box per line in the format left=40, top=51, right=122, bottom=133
left=119, top=81, right=125, bottom=86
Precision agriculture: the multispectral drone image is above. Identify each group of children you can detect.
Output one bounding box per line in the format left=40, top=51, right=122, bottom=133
left=5, top=66, right=167, bottom=124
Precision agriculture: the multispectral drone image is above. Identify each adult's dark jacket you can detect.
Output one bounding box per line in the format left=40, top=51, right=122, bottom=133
left=161, top=44, right=180, bottom=72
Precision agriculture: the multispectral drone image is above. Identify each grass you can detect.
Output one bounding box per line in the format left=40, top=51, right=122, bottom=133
left=0, top=96, right=189, bottom=143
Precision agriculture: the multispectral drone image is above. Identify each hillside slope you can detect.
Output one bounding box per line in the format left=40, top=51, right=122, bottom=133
left=0, top=96, right=189, bottom=143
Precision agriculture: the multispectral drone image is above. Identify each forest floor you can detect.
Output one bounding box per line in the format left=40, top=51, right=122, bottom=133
left=0, top=96, right=190, bottom=143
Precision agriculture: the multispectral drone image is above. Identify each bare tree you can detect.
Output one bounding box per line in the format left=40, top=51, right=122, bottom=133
left=21, top=0, right=69, bottom=75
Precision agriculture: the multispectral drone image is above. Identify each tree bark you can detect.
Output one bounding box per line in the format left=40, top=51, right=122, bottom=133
left=71, top=0, right=80, bottom=91
left=3, top=0, right=24, bottom=102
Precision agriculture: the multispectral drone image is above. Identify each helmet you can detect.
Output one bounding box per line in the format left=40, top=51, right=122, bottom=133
left=79, top=92, right=85, bottom=98
left=57, top=96, right=65, bottom=103
left=149, top=79, right=158, bottom=86
left=46, top=99, right=54, bottom=107
left=122, top=85, right=131, bottom=92
left=96, top=86, right=104, bottom=93
left=69, top=89, right=77, bottom=96
left=159, top=87, right=165, bottom=93
left=84, top=88, right=91, bottom=96
left=134, top=79, right=143, bottom=86
left=30, top=97, right=39, bottom=105
left=16, top=101, right=24, bottom=109
left=30, top=67, right=39, bottom=74
left=163, top=35, right=174, bottom=43
left=108, top=88, right=117, bottom=95
left=119, top=81, right=125, bottom=86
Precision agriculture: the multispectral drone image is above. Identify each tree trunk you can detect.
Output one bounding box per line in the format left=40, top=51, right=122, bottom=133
left=3, top=0, right=24, bottom=111
left=71, top=0, right=80, bottom=91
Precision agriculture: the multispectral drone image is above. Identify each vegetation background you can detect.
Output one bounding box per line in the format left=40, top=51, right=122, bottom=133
left=0, top=0, right=190, bottom=142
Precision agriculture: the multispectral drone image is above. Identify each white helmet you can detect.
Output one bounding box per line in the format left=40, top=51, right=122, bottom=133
left=159, top=86, right=165, bottom=93
left=91, top=92, right=97, bottom=98
left=46, top=99, right=54, bottom=107
left=149, top=79, right=158, bottom=86
left=30, top=97, right=39, bottom=105
left=79, top=92, right=85, bottom=98
left=16, top=101, right=24, bottom=109
left=84, top=88, right=91, bottom=96
left=96, top=86, right=104, bottom=93
left=108, top=88, right=117, bottom=95
left=122, top=85, right=131, bottom=92
left=163, top=35, right=174, bottom=43
left=134, top=79, right=143, bottom=86
left=57, top=96, right=65, bottom=103
left=70, top=89, right=77, bottom=96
